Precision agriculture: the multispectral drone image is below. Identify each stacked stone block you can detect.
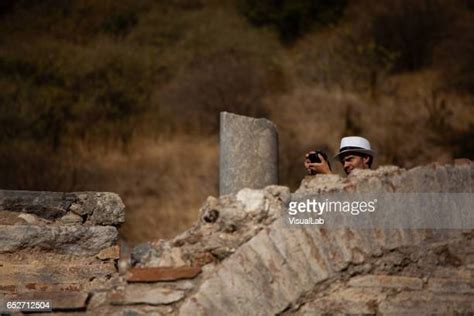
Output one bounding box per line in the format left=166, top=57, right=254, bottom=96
left=0, top=190, right=124, bottom=312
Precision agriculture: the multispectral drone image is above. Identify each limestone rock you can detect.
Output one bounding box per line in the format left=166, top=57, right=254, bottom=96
left=111, top=284, right=185, bottom=305
left=0, top=225, right=118, bottom=255
left=59, top=212, right=83, bottom=225
left=0, top=190, right=125, bottom=226
left=2, top=161, right=473, bottom=314
left=97, top=245, right=120, bottom=260
left=141, top=186, right=287, bottom=268
left=295, top=174, right=347, bottom=194
left=0, top=190, right=70, bottom=219
left=17, top=213, right=40, bottom=225
left=82, top=192, right=126, bottom=225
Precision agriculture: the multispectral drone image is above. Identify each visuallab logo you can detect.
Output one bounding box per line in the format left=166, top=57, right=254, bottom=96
left=288, top=216, right=325, bottom=225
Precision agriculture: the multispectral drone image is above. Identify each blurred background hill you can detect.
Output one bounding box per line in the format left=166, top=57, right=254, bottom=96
left=1, top=0, right=473, bottom=243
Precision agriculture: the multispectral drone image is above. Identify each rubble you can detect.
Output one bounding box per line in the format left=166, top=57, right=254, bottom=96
left=1, top=161, right=473, bottom=314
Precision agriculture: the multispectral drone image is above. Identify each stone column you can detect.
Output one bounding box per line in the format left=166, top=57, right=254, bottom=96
left=219, top=112, right=278, bottom=195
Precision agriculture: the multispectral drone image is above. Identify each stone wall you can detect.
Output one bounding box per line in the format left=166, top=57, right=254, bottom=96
left=1, top=160, right=473, bottom=315
left=0, top=191, right=124, bottom=312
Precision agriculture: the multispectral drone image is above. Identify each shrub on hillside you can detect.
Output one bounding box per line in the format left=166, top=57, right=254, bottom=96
left=296, top=0, right=468, bottom=95
left=237, top=0, right=347, bottom=43
left=369, top=0, right=454, bottom=72
left=0, top=39, right=157, bottom=150
left=102, top=11, right=138, bottom=37
left=435, top=15, right=474, bottom=95
left=158, top=51, right=271, bottom=134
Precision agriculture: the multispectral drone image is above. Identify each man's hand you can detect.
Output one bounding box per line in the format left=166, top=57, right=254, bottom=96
left=304, top=151, right=332, bottom=175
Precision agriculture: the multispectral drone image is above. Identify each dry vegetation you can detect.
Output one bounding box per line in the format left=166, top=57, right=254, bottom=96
left=1, top=0, right=473, bottom=243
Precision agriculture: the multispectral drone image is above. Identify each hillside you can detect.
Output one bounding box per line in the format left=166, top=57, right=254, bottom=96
left=1, top=0, right=473, bottom=243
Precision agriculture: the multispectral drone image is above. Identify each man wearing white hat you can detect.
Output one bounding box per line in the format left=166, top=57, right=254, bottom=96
left=304, top=136, right=375, bottom=175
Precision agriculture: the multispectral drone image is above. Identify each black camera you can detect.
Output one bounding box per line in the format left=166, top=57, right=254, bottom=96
left=307, top=150, right=328, bottom=163
left=306, top=150, right=331, bottom=173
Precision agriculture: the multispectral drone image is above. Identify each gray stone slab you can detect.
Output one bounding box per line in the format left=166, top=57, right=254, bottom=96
left=0, top=190, right=71, bottom=219
left=0, top=190, right=125, bottom=225
left=0, top=225, right=118, bottom=255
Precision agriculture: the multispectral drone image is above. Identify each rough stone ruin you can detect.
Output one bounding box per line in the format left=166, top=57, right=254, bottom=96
left=0, top=191, right=124, bottom=312
left=1, top=159, right=473, bottom=315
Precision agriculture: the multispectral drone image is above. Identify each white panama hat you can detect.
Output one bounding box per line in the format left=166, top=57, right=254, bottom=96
left=334, top=136, right=375, bottom=160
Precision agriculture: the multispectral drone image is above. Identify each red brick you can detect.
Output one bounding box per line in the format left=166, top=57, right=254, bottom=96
left=23, top=283, right=82, bottom=292
left=127, top=266, right=202, bottom=282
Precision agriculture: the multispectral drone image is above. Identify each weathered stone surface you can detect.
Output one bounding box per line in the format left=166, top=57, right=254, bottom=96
left=97, top=245, right=120, bottom=260
left=110, top=284, right=185, bottom=305
left=180, top=220, right=332, bottom=315
left=0, top=190, right=125, bottom=225
left=87, top=291, right=109, bottom=310
left=247, top=227, right=304, bottom=303
left=0, top=189, right=125, bottom=314
left=297, top=163, right=472, bottom=194
left=178, top=280, right=230, bottom=316
left=303, top=228, right=350, bottom=272
left=432, top=266, right=473, bottom=279
left=298, top=287, right=387, bottom=315
left=0, top=210, right=49, bottom=225
left=2, top=162, right=473, bottom=314
left=219, top=112, right=278, bottom=196
left=236, top=188, right=267, bottom=214
left=268, top=223, right=324, bottom=291
left=58, top=212, right=83, bottom=225
left=140, top=186, right=288, bottom=268
left=0, top=225, right=117, bottom=255
left=0, top=262, right=116, bottom=285
left=0, top=190, right=71, bottom=219
left=378, top=291, right=474, bottom=314
left=127, top=267, right=202, bottom=282
left=348, top=274, right=423, bottom=290
left=296, top=174, right=348, bottom=194
left=19, top=282, right=83, bottom=292
left=176, top=163, right=473, bottom=315
left=131, top=242, right=155, bottom=265
left=428, top=278, right=474, bottom=293
left=81, top=192, right=126, bottom=225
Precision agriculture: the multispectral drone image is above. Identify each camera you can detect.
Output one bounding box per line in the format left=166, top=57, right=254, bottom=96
left=307, top=150, right=328, bottom=163
left=306, top=150, right=331, bottom=174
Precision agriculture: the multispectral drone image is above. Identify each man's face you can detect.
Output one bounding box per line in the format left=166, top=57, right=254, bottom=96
left=339, top=154, right=370, bottom=175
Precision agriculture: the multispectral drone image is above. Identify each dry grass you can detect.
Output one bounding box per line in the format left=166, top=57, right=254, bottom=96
left=0, top=135, right=219, bottom=245
left=82, top=135, right=219, bottom=244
